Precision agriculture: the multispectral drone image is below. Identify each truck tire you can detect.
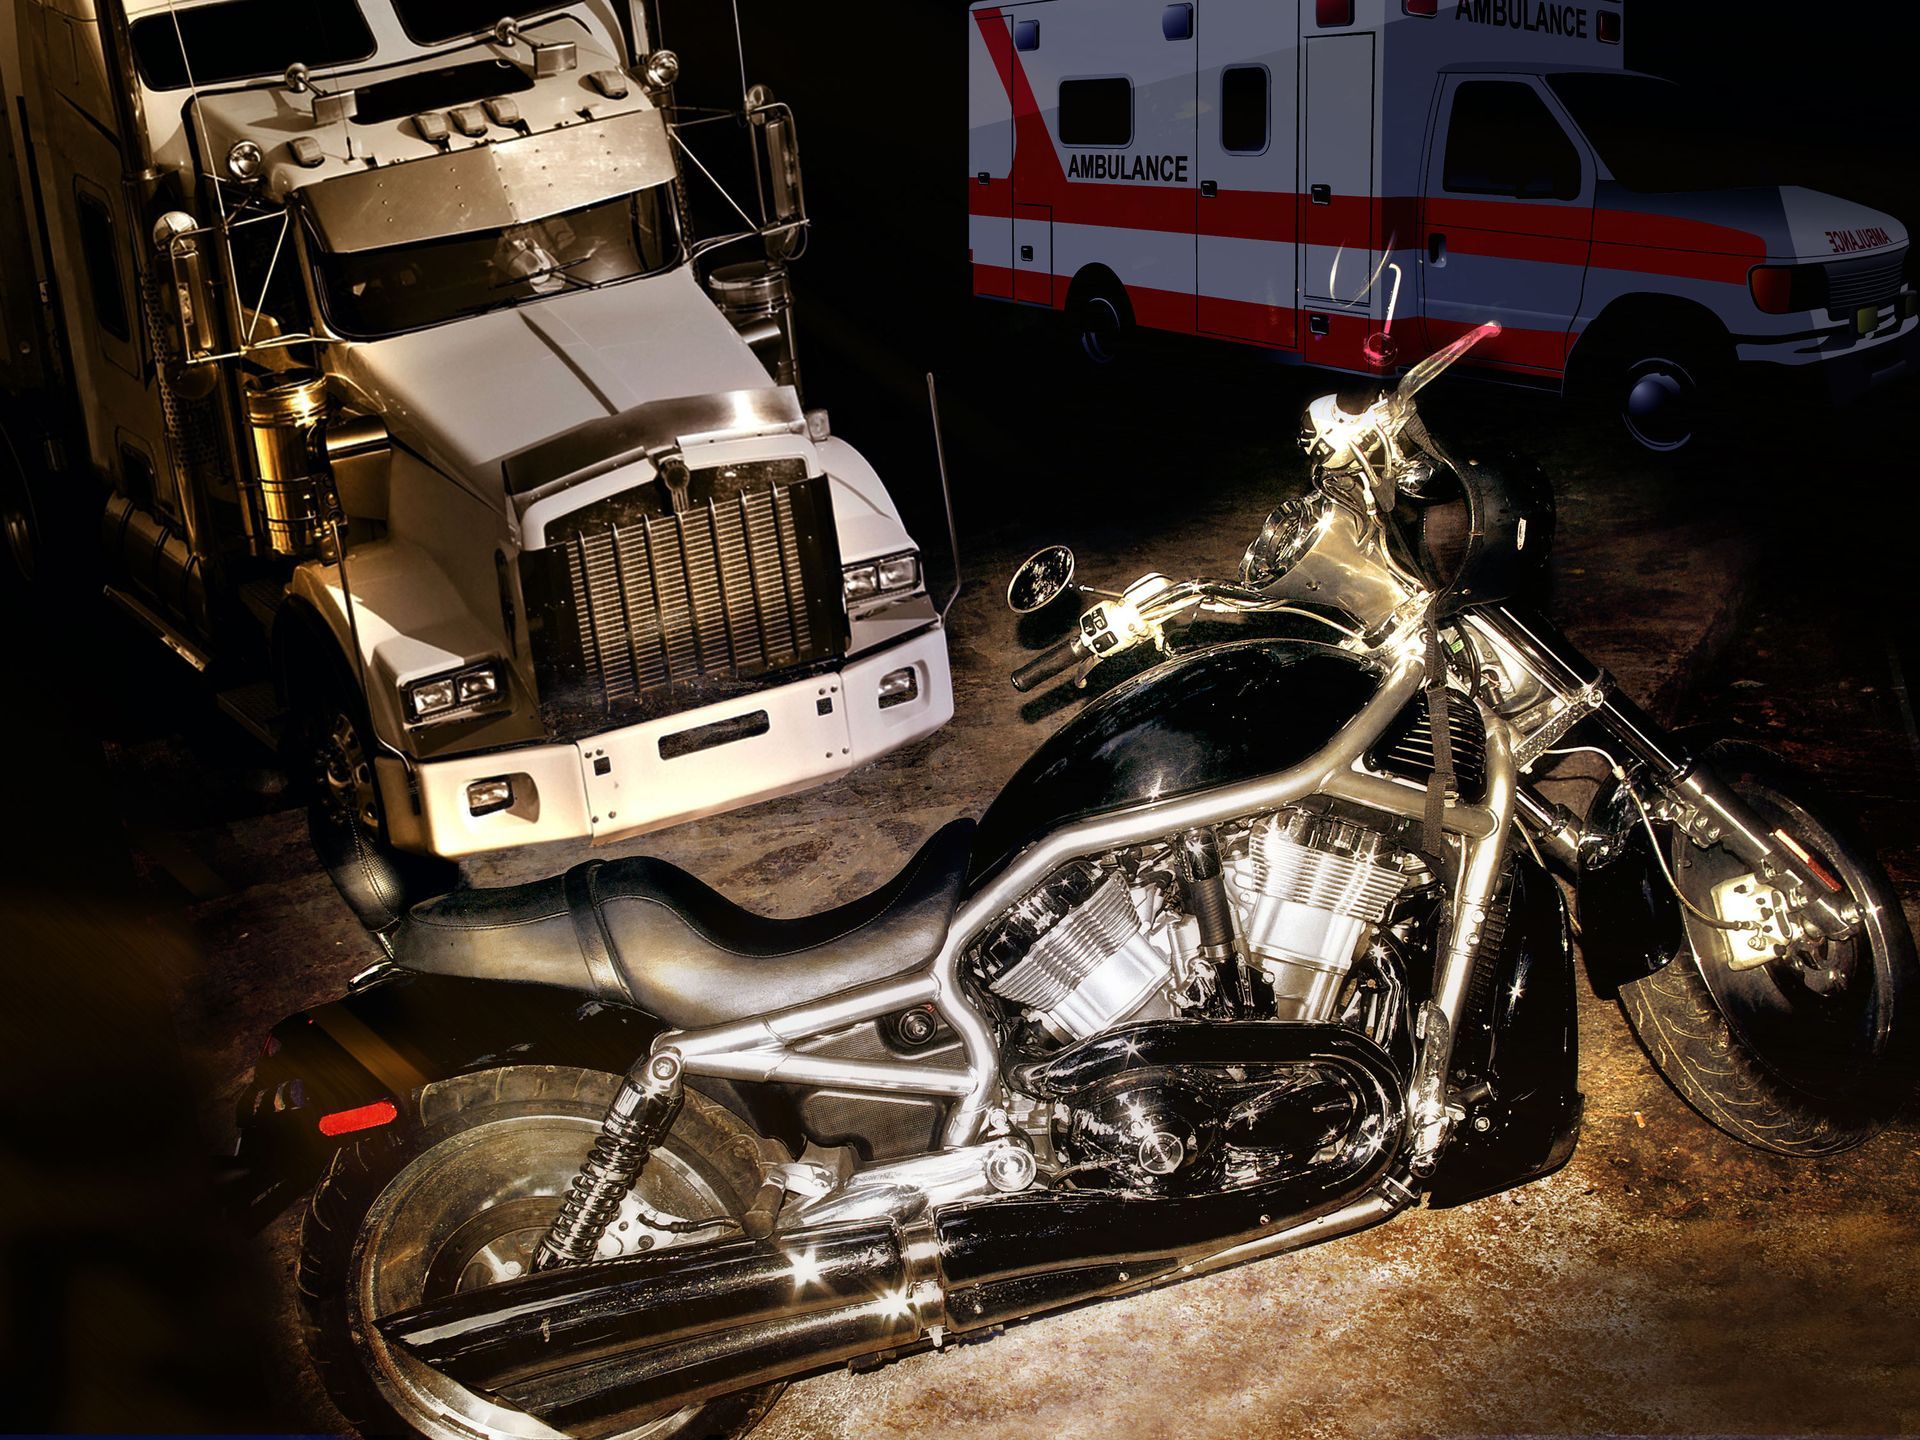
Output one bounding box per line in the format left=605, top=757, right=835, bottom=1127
left=1572, top=309, right=1732, bottom=455
left=299, top=659, right=459, bottom=933
left=0, top=415, right=48, bottom=591
left=299, top=1064, right=784, bottom=1440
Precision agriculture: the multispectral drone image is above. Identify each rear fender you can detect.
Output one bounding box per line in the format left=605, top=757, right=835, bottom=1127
left=226, top=968, right=668, bottom=1229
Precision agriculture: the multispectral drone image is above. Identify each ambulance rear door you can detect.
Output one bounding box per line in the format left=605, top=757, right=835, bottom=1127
left=969, top=6, right=1015, bottom=300
left=1195, top=1, right=1298, bottom=348
left=1420, top=73, right=1594, bottom=374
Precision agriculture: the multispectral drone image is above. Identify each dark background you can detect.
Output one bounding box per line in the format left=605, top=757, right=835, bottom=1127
left=3, top=1, right=1917, bottom=1429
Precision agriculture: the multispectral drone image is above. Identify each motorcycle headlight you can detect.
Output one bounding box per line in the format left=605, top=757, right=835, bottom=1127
left=1240, top=498, right=1320, bottom=588
left=404, top=660, right=509, bottom=724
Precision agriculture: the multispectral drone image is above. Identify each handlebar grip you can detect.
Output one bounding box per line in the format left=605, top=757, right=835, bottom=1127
left=1011, top=634, right=1085, bottom=692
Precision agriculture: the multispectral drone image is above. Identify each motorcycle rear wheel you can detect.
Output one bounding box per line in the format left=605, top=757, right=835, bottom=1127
left=1619, top=745, right=1918, bottom=1156
left=299, top=1064, right=783, bottom=1440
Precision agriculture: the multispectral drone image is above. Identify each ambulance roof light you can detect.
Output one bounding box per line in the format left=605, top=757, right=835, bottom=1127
left=1316, top=0, right=1355, bottom=26
left=1597, top=9, right=1621, bottom=43
left=1404, top=0, right=1439, bottom=15
left=1162, top=4, right=1193, bottom=41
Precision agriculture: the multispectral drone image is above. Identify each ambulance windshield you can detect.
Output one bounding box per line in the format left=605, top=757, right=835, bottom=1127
left=1548, top=74, right=1788, bottom=194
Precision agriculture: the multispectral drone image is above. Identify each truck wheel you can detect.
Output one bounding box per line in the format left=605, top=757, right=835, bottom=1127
left=0, top=418, right=46, bottom=590
left=299, top=1065, right=784, bottom=1440
left=301, top=664, right=459, bottom=933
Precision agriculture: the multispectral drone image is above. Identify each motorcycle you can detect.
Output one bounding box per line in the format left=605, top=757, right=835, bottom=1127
left=235, top=323, right=1915, bottom=1440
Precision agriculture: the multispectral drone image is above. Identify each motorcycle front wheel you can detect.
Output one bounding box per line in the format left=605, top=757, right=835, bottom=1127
left=299, top=1065, right=783, bottom=1440
left=1620, top=743, right=1918, bottom=1156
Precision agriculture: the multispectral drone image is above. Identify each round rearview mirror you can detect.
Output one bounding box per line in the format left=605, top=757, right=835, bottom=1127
left=1007, top=544, right=1077, bottom=615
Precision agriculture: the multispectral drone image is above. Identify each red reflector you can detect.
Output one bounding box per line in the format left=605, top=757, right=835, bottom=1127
left=1597, top=9, right=1620, bottom=42
left=1317, top=0, right=1354, bottom=24
left=1404, top=0, right=1439, bottom=14
left=318, top=1099, right=398, bottom=1137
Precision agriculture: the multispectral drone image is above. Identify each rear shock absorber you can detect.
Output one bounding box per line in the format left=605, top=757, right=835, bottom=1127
left=533, top=1048, right=685, bottom=1271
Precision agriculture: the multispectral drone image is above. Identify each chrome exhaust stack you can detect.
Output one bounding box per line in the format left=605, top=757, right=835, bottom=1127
left=379, top=1026, right=1408, bottom=1432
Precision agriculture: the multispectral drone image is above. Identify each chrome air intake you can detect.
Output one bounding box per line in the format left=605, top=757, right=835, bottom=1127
left=1233, top=812, right=1411, bottom=1021
left=982, top=865, right=1169, bottom=1041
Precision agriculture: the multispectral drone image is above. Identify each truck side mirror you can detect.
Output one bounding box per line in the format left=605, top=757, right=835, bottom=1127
left=746, top=84, right=806, bottom=259
left=152, top=211, right=221, bottom=368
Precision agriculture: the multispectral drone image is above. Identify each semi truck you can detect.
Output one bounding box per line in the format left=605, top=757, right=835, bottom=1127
left=0, top=0, right=954, bottom=918
left=967, top=0, right=1917, bottom=450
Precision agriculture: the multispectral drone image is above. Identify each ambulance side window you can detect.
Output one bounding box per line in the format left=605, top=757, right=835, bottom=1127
left=1442, top=81, right=1580, bottom=202
left=1058, top=77, right=1133, bottom=147
left=1220, top=65, right=1269, bottom=154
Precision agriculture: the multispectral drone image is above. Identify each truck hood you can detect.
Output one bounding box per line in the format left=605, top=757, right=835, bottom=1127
left=337, top=267, right=775, bottom=499
left=1598, top=185, right=1907, bottom=263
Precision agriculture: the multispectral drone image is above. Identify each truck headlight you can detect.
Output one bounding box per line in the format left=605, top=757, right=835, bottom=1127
left=844, top=551, right=921, bottom=607
left=404, top=660, right=509, bottom=723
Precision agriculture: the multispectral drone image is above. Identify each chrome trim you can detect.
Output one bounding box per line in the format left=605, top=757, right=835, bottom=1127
left=504, top=386, right=806, bottom=500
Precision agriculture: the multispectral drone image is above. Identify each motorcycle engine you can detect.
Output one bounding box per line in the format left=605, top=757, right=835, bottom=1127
left=1224, top=811, right=1416, bottom=1021
left=975, top=807, right=1421, bottom=1046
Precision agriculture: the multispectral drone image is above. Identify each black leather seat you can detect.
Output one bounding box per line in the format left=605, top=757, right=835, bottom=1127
left=393, top=818, right=976, bottom=1028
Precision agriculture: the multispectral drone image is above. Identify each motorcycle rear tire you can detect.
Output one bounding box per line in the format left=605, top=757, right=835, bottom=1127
left=299, top=1064, right=784, bottom=1440
left=1619, top=744, right=1918, bottom=1156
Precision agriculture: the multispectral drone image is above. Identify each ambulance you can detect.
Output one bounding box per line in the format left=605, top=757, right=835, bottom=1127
left=967, top=0, right=1917, bottom=450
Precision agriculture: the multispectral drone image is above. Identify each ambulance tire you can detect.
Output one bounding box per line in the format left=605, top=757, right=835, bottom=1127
left=1575, top=312, right=1731, bottom=455
left=1067, top=276, right=1132, bottom=366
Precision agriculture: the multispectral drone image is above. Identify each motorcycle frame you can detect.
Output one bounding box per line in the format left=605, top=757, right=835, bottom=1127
left=665, top=638, right=1517, bottom=1151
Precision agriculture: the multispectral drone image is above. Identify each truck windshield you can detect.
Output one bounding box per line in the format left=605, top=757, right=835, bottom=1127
left=1546, top=74, right=1787, bottom=194
left=308, top=189, right=681, bottom=339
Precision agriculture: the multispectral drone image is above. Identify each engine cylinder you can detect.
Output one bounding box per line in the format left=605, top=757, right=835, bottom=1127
left=1235, top=812, right=1409, bottom=1021
left=987, top=872, right=1168, bottom=1041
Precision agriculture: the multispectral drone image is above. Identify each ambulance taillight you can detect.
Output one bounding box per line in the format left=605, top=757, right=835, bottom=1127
left=1749, top=264, right=1829, bottom=315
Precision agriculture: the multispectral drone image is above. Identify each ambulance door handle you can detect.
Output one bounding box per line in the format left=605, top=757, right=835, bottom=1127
left=1200, top=180, right=1218, bottom=198
left=1428, top=233, right=1447, bottom=266
left=977, top=171, right=991, bottom=186
left=1310, top=184, right=1331, bottom=205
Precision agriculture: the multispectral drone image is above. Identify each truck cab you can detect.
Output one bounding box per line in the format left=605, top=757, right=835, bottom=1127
left=966, top=0, right=1916, bottom=450
left=0, top=0, right=953, bottom=904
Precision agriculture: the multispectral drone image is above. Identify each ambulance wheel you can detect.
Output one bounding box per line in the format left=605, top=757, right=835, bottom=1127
left=1617, top=351, right=1710, bottom=454
left=1068, top=279, right=1132, bottom=365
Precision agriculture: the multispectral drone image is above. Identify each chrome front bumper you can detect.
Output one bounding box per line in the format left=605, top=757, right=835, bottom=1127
left=379, top=625, right=953, bottom=858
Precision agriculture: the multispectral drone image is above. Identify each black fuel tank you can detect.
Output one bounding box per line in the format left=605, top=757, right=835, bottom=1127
left=968, top=640, right=1385, bottom=888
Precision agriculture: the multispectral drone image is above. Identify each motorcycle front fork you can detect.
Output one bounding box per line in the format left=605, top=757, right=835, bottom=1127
left=1480, top=605, right=1857, bottom=943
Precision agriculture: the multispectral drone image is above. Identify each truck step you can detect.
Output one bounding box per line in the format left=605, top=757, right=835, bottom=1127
left=103, top=584, right=211, bottom=673
left=236, top=576, right=287, bottom=632
left=216, top=679, right=285, bottom=749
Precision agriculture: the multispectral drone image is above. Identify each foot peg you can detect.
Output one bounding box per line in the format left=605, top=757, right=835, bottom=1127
left=533, top=1049, right=684, bottom=1270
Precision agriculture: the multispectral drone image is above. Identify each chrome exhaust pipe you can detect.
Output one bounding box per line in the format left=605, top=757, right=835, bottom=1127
left=379, top=1026, right=1408, bottom=1433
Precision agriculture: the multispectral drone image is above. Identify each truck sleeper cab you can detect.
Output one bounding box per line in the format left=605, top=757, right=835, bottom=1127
left=0, top=0, right=953, bottom=888
left=966, top=0, right=1916, bottom=450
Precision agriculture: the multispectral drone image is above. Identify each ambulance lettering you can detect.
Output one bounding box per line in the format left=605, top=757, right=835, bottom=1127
left=1453, top=0, right=1589, bottom=39
left=1066, top=153, right=1190, bottom=182
left=1825, top=226, right=1892, bottom=254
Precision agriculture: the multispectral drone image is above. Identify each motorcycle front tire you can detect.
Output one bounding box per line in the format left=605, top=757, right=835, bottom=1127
left=298, top=1064, right=784, bottom=1440
left=1619, top=743, right=1918, bottom=1156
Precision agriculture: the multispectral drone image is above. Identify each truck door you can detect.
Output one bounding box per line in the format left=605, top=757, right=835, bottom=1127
left=1195, top=2, right=1299, bottom=348
left=1301, top=34, right=1374, bottom=312
left=969, top=9, right=1015, bottom=300
left=1420, top=75, right=1594, bottom=374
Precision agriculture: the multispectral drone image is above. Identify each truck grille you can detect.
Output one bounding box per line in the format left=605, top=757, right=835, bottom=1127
left=1365, top=690, right=1488, bottom=805
left=519, top=461, right=847, bottom=737
left=1825, top=247, right=1907, bottom=313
